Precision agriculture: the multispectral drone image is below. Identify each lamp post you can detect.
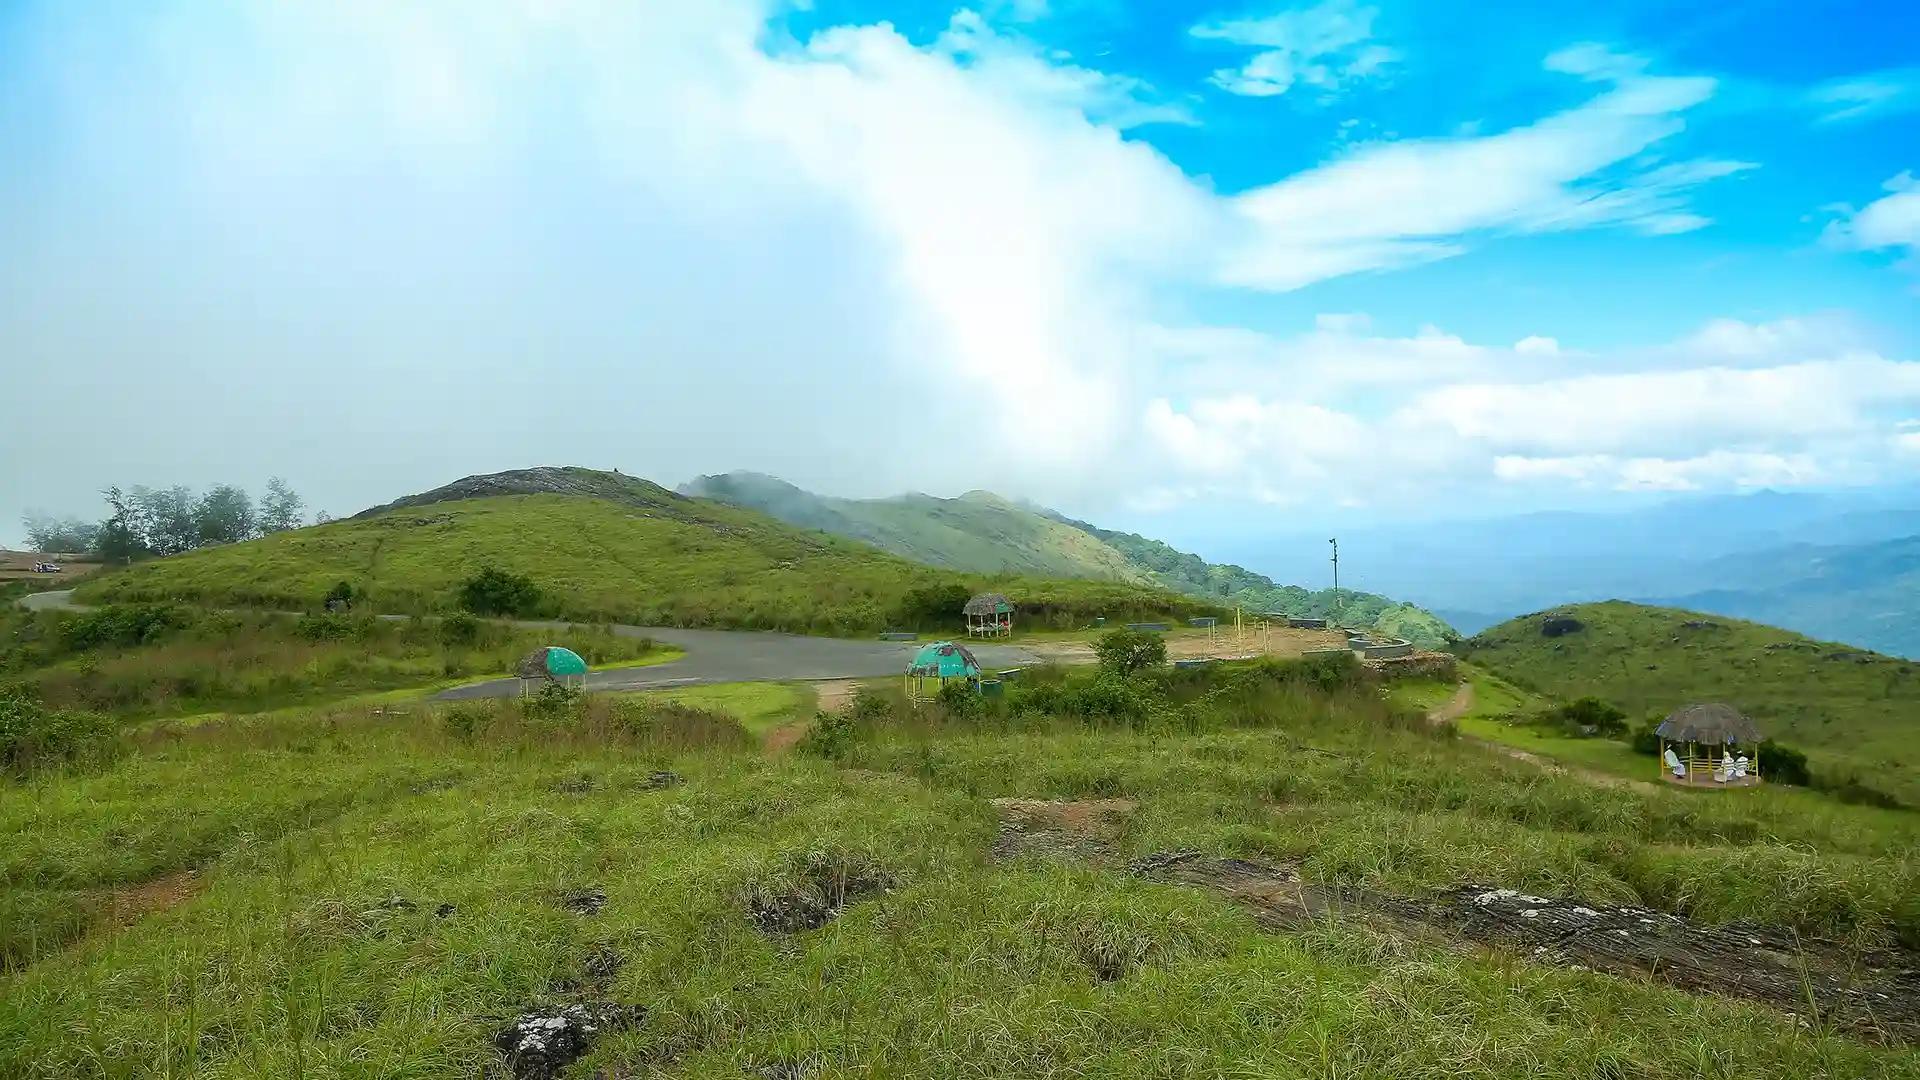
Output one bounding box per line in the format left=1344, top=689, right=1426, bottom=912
left=1329, top=537, right=1340, bottom=628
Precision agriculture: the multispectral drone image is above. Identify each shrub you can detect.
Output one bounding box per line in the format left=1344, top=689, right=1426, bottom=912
left=0, top=684, right=117, bottom=777
left=441, top=703, right=491, bottom=744
left=1758, top=739, right=1811, bottom=787
left=1545, top=696, right=1628, bottom=739
left=439, top=612, right=482, bottom=646
left=935, top=678, right=983, bottom=719
left=458, top=566, right=542, bottom=617
left=1629, top=716, right=1663, bottom=756
left=1094, top=628, right=1166, bottom=678
left=322, top=580, right=355, bottom=609
left=58, top=604, right=190, bottom=651
left=522, top=681, right=582, bottom=721
left=894, top=584, right=971, bottom=629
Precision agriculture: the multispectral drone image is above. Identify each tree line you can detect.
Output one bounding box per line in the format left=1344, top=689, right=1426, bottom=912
left=22, top=478, right=314, bottom=561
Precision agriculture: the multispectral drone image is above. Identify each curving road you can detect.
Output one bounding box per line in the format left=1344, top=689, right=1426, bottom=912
left=18, top=589, right=1041, bottom=700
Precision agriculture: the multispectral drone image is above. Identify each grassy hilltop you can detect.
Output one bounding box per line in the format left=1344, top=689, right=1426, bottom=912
left=1459, top=600, right=1920, bottom=805
left=73, top=471, right=1211, bottom=635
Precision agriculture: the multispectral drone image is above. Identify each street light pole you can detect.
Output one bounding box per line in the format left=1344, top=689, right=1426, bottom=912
left=1329, top=537, right=1340, bottom=628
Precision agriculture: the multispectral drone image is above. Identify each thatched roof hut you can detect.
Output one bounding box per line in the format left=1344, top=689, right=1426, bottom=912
left=964, top=592, right=1013, bottom=617
left=1656, top=703, right=1761, bottom=745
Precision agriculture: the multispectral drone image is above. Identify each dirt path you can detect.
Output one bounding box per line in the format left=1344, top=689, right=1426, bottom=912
left=1426, top=681, right=1475, bottom=726
left=763, top=680, right=860, bottom=754
left=991, top=800, right=1920, bottom=1042
left=1430, top=682, right=1662, bottom=795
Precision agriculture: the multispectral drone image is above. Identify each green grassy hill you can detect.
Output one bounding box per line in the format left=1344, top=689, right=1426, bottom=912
left=73, top=471, right=1209, bottom=634
left=682, top=473, right=1149, bottom=583
left=685, top=472, right=1456, bottom=648
left=1457, top=601, right=1920, bottom=804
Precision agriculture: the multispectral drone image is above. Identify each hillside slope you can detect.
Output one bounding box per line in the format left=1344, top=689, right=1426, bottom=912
left=75, top=470, right=1211, bottom=634
left=1458, top=601, right=1919, bottom=804
left=681, top=473, right=1148, bottom=583
left=685, top=472, right=1455, bottom=647
left=1653, top=534, right=1920, bottom=659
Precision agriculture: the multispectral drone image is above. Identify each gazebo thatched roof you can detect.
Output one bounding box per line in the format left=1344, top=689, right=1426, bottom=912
left=1656, top=703, right=1762, bottom=745
left=964, top=592, right=1013, bottom=616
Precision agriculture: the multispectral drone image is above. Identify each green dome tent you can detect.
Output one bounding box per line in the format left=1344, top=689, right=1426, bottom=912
left=905, top=640, right=982, bottom=701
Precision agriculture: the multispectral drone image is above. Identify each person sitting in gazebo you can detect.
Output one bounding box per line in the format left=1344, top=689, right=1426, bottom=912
left=1655, top=703, right=1762, bottom=787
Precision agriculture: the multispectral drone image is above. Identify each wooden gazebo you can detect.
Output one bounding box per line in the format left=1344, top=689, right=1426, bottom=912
left=964, top=593, right=1014, bottom=638
left=1656, top=703, right=1762, bottom=787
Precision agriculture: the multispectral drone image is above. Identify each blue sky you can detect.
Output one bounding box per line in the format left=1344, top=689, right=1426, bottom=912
left=2, top=0, right=1918, bottom=544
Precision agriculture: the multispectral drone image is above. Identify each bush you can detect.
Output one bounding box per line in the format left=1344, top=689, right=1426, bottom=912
left=1758, top=739, right=1811, bottom=787
left=1545, top=696, right=1628, bottom=739
left=323, top=580, right=355, bottom=610
left=58, top=604, right=190, bottom=651
left=0, top=684, right=117, bottom=777
left=1629, top=717, right=1662, bottom=756
left=1094, top=628, right=1166, bottom=678
left=458, top=566, right=542, bottom=617
left=935, top=678, right=983, bottom=719
left=522, top=681, right=582, bottom=721
left=439, top=612, right=482, bottom=646
left=894, top=584, right=971, bottom=629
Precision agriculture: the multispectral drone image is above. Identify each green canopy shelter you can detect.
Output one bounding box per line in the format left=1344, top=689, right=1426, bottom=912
left=906, top=640, right=982, bottom=701
left=516, top=645, right=589, bottom=694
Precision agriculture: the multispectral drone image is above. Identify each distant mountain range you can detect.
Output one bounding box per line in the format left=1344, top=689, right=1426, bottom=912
left=682, top=472, right=1456, bottom=647
left=1223, top=488, right=1920, bottom=657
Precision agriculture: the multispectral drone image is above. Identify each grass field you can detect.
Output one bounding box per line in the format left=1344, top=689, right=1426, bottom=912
left=73, top=488, right=1214, bottom=636
left=3, top=658, right=1916, bottom=1077
left=1459, top=601, right=1920, bottom=806
left=0, top=603, right=674, bottom=720
left=642, top=682, right=814, bottom=737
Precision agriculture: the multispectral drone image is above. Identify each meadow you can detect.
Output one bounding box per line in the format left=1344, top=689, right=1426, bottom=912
left=2, top=657, right=1916, bottom=1077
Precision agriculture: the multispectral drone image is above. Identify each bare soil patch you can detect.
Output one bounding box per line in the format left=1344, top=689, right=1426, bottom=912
left=990, top=803, right=1920, bottom=1041
left=98, top=869, right=202, bottom=931
left=990, top=797, right=1137, bottom=861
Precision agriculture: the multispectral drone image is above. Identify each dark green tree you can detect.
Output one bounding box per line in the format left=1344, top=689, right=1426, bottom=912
left=1094, top=627, right=1167, bottom=677
left=458, top=566, right=542, bottom=617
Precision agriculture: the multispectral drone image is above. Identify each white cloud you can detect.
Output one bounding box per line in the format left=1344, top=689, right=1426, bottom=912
left=1807, top=68, right=1920, bottom=124
left=1142, top=315, right=1920, bottom=504
left=0, top=1, right=1886, bottom=533
left=933, top=11, right=1196, bottom=128
left=1190, top=0, right=1398, bottom=98
left=1823, top=172, right=1920, bottom=280
left=1220, top=45, right=1752, bottom=290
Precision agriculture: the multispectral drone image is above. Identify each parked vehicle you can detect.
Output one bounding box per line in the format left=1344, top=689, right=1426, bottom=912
left=31, top=562, right=61, bottom=573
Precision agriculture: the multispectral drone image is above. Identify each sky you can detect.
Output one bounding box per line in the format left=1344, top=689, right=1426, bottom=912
left=2, top=0, right=1918, bottom=548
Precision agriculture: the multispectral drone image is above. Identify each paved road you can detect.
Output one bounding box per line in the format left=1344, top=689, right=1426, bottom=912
left=18, top=589, right=1041, bottom=700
